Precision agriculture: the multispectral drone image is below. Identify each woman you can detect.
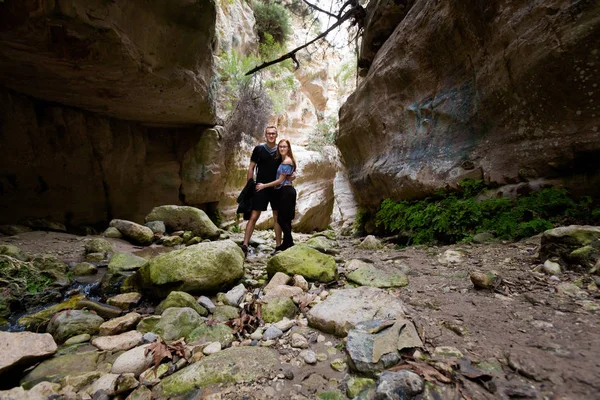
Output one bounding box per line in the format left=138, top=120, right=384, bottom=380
left=256, top=139, right=297, bottom=253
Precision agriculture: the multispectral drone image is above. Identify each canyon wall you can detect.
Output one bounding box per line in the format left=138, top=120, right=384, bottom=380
left=338, top=0, right=600, bottom=208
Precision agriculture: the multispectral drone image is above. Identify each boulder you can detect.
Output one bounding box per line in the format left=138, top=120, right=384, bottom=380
left=145, top=205, right=220, bottom=239
left=21, top=350, right=106, bottom=389
left=155, top=291, right=208, bottom=316
left=267, top=245, right=338, bottom=283
left=47, top=309, right=105, bottom=343
left=0, top=244, right=28, bottom=261
left=0, top=332, right=57, bottom=375
left=136, top=240, right=244, bottom=297
left=84, top=373, right=139, bottom=397
left=153, top=347, right=280, bottom=398
left=540, top=226, right=600, bottom=266
left=17, top=295, right=85, bottom=330
left=375, top=370, right=424, bottom=399
left=346, top=319, right=421, bottom=375
left=152, top=307, right=203, bottom=342
left=99, top=312, right=141, bottom=336
left=212, top=305, right=240, bottom=322
left=307, top=287, right=407, bottom=337
left=71, top=262, right=98, bottom=276
left=261, top=297, right=297, bottom=323
left=107, top=292, right=142, bottom=310
left=103, top=227, right=123, bottom=239
left=347, top=264, right=408, bottom=288
left=358, top=235, right=383, bottom=250
left=145, top=221, right=166, bottom=234
left=109, top=219, right=154, bottom=246
left=187, top=322, right=235, bottom=347
left=305, top=236, right=339, bottom=255
left=84, top=238, right=113, bottom=255
left=92, top=330, right=144, bottom=352
left=101, top=252, right=148, bottom=294
left=111, top=344, right=153, bottom=377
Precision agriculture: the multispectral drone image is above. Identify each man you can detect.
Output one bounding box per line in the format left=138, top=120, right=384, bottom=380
left=241, top=126, right=283, bottom=257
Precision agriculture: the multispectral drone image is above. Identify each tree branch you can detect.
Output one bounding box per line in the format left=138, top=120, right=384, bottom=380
left=245, top=6, right=362, bottom=76
left=302, top=0, right=338, bottom=19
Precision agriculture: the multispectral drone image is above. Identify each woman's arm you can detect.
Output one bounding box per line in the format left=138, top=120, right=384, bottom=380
left=256, top=174, right=287, bottom=191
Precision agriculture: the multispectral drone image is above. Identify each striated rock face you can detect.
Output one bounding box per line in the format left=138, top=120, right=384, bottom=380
left=0, top=0, right=217, bottom=125
left=338, top=0, right=600, bottom=208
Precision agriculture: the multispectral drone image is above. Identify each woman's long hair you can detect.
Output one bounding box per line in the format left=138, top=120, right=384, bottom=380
left=276, top=139, right=297, bottom=169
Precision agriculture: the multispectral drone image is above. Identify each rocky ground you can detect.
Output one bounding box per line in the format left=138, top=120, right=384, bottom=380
left=1, top=226, right=599, bottom=400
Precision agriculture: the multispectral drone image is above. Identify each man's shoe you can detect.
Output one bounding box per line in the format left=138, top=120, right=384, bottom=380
left=270, top=246, right=281, bottom=256
left=240, top=244, right=248, bottom=258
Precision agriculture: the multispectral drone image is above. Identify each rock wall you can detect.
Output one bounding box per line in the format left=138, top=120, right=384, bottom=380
left=0, top=88, right=228, bottom=227
left=338, top=0, right=600, bottom=208
left=0, top=0, right=217, bottom=125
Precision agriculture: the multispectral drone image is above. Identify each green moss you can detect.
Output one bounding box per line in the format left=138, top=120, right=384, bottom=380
left=375, top=183, right=599, bottom=245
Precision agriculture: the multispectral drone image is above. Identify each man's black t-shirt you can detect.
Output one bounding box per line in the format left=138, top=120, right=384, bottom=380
left=251, top=144, right=281, bottom=184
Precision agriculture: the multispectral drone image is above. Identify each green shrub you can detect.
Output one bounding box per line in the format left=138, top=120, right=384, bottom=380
left=375, top=183, right=600, bottom=245
left=253, top=1, right=291, bottom=45
left=307, top=114, right=338, bottom=151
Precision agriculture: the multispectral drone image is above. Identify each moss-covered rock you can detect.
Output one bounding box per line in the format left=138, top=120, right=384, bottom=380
left=346, top=376, right=376, bottom=398
left=109, top=219, right=154, bottom=246
left=153, top=347, right=280, bottom=398
left=145, top=205, right=220, bottom=240
left=305, top=236, right=339, bottom=255
left=212, top=305, right=240, bottom=322
left=101, top=252, right=148, bottom=294
left=21, top=350, right=106, bottom=389
left=152, top=307, right=202, bottom=342
left=136, top=240, right=244, bottom=297
left=540, top=225, right=600, bottom=268
left=155, top=291, right=207, bottom=316
left=347, top=264, right=408, bottom=288
left=84, top=238, right=113, bottom=255
left=262, top=297, right=297, bottom=323
left=0, top=244, right=29, bottom=261
left=358, top=235, right=384, bottom=250
left=187, top=322, right=235, bottom=346
left=47, top=310, right=105, bottom=344
left=136, top=316, right=161, bottom=334
left=103, top=227, right=123, bottom=238
left=71, top=262, right=98, bottom=276
left=568, top=245, right=599, bottom=270
left=17, top=295, right=85, bottom=330
left=267, top=245, right=337, bottom=283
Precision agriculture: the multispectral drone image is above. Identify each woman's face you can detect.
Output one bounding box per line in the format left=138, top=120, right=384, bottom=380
left=278, top=142, right=289, bottom=156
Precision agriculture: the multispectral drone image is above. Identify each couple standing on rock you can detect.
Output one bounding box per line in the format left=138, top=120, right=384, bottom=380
left=238, top=126, right=297, bottom=258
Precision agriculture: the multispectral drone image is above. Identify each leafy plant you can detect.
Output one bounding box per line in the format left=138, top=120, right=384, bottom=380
left=375, top=183, right=600, bottom=245
left=307, top=114, right=338, bottom=151
left=252, top=1, right=292, bottom=45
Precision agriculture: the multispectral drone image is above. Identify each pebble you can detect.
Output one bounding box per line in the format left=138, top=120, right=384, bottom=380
left=143, top=333, right=158, bottom=343
left=317, top=334, right=325, bottom=343
left=250, top=329, right=264, bottom=340
left=64, top=333, right=90, bottom=345
left=263, top=326, right=284, bottom=340
left=291, top=333, right=309, bottom=349
left=203, top=342, right=222, bottom=355
left=543, top=260, right=561, bottom=275
left=274, top=318, right=295, bottom=332
left=300, top=350, right=317, bottom=364
left=330, top=358, right=347, bottom=371
left=317, top=353, right=328, bottom=362
left=197, top=296, right=216, bottom=313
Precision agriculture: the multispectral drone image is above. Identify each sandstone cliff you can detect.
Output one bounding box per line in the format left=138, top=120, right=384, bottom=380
left=338, top=0, right=600, bottom=208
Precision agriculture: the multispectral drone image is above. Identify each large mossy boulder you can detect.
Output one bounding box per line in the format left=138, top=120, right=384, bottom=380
left=136, top=240, right=244, bottom=298
left=109, top=219, right=154, bottom=245
left=266, top=245, right=338, bottom=283
left=155, top=291, right=207, bottom=316
left=47, top=310, right=104, bottom=344
left=145, top=205, right=220, bottom=239
left=84, top=238, right=113, bottom=255
left=101, top=252, right=149, bottom=294
left=153, top=347, right=280, bottom=399
left=540, top=225, right=600, bottom=271
left=186, top=322, right=235, bottom=346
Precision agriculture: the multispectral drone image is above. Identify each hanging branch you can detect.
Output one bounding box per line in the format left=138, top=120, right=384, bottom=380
left=245, top=4, right=365, bottom=76
left=302, top=0, right=337, bottom=19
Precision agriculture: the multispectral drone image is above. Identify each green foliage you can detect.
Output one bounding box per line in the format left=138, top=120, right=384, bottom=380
left=307, top=114, right=338, bottom=151
left=353, top=208, right=372, bottom=235
left=375, top=183, right=600, bottom=245
left=216, top=50, right=261, bottom=112
left=252, top=1, right=291, bottom=45
left=336, top=58, right=357, bottom=92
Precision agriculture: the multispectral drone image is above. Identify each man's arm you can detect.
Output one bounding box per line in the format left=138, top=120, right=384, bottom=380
left=247, top=161, right=257, bottom=182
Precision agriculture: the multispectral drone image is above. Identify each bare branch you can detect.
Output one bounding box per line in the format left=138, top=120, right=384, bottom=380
left=245, top=5, right=364, bottom=76
left=302, top=0, right=338, bottom=19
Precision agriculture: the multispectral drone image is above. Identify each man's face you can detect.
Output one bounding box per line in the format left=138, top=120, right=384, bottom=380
left=265, top=128, right=278, bottom=145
